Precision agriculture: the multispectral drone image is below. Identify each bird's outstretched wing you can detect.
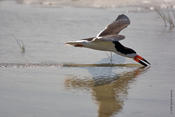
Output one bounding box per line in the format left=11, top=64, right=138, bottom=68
left=97, top=14, right=130, bottom=37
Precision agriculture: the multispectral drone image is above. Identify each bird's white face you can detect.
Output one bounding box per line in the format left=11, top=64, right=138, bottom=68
left=125, top=53, right=137, bottom=58
left=113, top=50, right=136, bottom=58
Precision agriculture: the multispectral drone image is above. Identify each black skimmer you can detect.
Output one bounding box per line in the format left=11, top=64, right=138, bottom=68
left=66, top=14, right=150, bottom=66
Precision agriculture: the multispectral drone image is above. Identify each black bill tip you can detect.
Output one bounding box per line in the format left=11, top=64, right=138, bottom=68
left=134, top=55, right=151, bottom=67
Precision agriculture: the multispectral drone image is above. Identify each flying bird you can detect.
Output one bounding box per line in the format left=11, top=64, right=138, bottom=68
left=66, top=14, right=150, bottom=66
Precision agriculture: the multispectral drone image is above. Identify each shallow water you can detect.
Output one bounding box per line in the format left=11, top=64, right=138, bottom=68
left=0, top=1, right=175, bottom=117
left=15, top=0, right=175, bottom=8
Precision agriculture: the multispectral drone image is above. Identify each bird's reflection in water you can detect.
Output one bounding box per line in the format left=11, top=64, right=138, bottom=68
left=65, top=66, right=149, bottom=117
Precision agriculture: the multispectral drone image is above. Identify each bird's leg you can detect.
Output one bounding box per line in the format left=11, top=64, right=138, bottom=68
left=110, top=52, right=113, bottom=64
left=105, top=52, right=112, bottom=64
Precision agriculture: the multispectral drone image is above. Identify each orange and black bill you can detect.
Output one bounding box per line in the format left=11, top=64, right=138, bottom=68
left=134, top=55, right=150, bottom=66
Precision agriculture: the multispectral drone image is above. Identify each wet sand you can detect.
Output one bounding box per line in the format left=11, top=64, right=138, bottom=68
left=0, top=1, right=175, bottom=117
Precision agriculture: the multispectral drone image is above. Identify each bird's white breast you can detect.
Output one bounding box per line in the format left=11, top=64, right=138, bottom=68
left=84, top=41, right=116, bottom=52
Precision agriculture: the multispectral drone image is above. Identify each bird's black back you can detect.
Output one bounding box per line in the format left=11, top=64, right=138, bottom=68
left=112, top=41, right=136, bottom=55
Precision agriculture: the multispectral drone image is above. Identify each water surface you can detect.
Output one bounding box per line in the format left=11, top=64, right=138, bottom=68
left=0, top=1, right=175, bottom=117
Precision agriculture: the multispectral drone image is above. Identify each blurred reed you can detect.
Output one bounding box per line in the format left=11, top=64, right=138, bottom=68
left=154, top=6, right=175, bottom=30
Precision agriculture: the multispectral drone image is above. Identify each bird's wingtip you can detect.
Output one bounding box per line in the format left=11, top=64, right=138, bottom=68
left=65, top=41, right=75, bottom=46
left=65, top=41, right=84, bottom=47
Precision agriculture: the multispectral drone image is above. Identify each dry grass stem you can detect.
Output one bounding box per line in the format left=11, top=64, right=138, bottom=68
left=155, top=6, right=175, bottom=30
